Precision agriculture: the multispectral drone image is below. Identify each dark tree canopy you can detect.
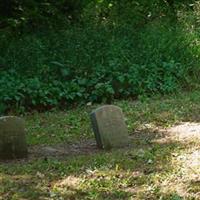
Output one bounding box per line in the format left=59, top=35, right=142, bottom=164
left=0, top=0, right=195, bottom=30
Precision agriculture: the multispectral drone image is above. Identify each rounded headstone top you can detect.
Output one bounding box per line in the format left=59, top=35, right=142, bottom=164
left=91, top=105, right=123, bottom=114
left=0, top=116, right=24, bottom=120
left=0, top=116, right=25, bottom=133
left=0, top=116, right=25, bottom=125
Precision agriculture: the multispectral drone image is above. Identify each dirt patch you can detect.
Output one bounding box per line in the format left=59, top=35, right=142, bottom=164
left=28, top=128, right=169, bottom=160
left=2, top=122, right=200, bottom=163
left=167, top=122, right=200, bottom=142
left=29, top=139, right=99, bottom=159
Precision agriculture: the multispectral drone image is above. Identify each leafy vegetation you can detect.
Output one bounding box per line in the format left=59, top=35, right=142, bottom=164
left=0, top=0, right=200, bottom=113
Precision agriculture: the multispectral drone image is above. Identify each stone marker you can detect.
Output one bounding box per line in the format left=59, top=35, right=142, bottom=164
left=90, top=105, right=130, bottom=149
left=0, top=116, right=27, bottom=160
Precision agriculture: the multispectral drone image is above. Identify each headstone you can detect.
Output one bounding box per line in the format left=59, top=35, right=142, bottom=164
left=90, top=105, right=130, bottom=149
left=0, top=116, right=28, bottom=160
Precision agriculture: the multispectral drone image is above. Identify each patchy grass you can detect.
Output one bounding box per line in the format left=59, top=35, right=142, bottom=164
left=25, top=109, right=92, bottom=145
left=1, top=91, right=200, bottom=199
left=26, top=90, right=200, bottom=145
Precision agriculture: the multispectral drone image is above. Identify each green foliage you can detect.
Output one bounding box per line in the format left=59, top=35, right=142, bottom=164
left=0, top=0, right=194, bottom=30
left=0, top=0, right=199, bottom=112
left=0, top=0, right=88, bottom=30
left=0, top=60, right=189, bottom=112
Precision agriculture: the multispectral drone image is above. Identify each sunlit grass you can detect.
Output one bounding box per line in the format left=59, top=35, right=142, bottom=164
left=1, top=91, right=200, bottom=199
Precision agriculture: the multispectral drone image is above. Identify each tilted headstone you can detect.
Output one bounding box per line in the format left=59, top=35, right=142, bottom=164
left=0, top=116, right=28, bottom=160
left=90, top=105, right=130, bottom=149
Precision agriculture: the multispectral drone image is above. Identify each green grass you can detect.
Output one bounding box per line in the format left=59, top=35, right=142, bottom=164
left=1, top=90, right=200, bottom=199
left=25, top=90, right=200, bottom=145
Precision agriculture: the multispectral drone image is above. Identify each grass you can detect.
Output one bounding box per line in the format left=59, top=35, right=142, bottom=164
left=1, top=90, right=200, bottom=199
left=25, top=90, right=200, bottom=145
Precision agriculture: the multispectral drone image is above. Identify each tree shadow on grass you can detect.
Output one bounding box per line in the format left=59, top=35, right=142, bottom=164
left=0, top=126, right=195, bottom=199
left=25, top=126, right=172, bottom=160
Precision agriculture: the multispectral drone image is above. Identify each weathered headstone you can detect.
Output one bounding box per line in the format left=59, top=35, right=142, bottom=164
left=0, top=116, right=27, bottom=160
left=90, top=105, right=130, bottom=149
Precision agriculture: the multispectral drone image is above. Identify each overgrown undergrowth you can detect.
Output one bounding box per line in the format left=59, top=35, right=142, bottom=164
left=1, top=1, right=200, bottom=113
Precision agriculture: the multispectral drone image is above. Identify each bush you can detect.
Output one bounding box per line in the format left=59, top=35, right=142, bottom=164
left=0, top=0, right=199, bottom=113
left=0, top=57, right=190, bottom=113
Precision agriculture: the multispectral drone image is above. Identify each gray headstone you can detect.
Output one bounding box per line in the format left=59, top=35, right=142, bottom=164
left=90, top=105, right=130, bottom=149
left=0, top=116, right=28, bottom=160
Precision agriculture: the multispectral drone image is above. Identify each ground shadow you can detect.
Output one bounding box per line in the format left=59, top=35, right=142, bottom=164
left=1, top=124, right=199, bottom=199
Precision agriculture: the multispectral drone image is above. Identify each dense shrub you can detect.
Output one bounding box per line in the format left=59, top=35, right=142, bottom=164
left=0, top=60, right=188, bottom=113
left=0, top=0, right=195, bottom=30
left=0, top=22, right=193, bottom=113
left=0, top=0, right=199, bottom=113
left=0, top=0, right=88, bottom=30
